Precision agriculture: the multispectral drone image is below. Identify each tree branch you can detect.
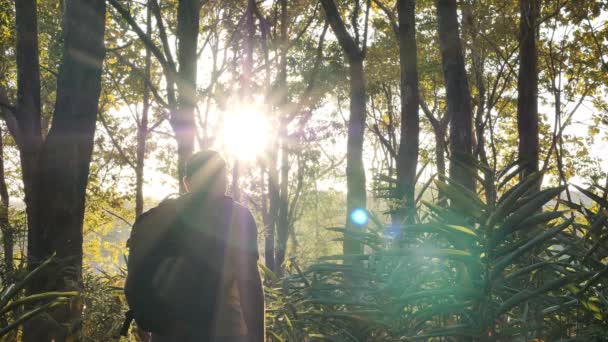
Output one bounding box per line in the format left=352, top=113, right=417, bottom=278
left=372, top=0, right=399, bottom=36
left=0, top=87, right=22, bottom=149
left=320, top=0, right=361, bottom=61
left=149, top=0, right=177, bottom=71
left=108, top=0, right=174, bottom=74
left=98, top=110, right=136, bottom=170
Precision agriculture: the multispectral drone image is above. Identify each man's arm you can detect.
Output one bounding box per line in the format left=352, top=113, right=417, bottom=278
left=236, top=210, right=265, bottom=342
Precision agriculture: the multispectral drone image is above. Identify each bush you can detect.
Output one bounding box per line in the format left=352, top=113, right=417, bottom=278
left=267, top=169, right=608, bottom=341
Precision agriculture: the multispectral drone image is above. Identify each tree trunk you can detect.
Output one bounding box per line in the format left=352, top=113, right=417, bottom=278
left=264, top=150, right=278, bottom=272
left=436, top=0, right=475, bottom=191
left=136, top=1, right=152, bottom=217
left=345, top=57, right=367, bottom=255
left=0, top=127, right=12, bottom=278
left=517, top=0, right=540, bottom=185
left=321, top=0, right=367, bottom=255
left=435, top=124, right=447, bottom=205
left=396, top=0, right=420, bottom=224
left=23, top=0, right=107, bottom=340
left=15, top=0, right=43, bottom=270
left=274, top=0, right=290, bottom=276
left=173, top=0, right=200, bottom=193
left=275, top=123, right=289, bottom=275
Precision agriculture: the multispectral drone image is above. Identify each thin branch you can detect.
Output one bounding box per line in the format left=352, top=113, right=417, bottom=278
left=0, top=87, right=22, bottom=149
left=149, top=0, right=177, bottom=70
left=110, top=50, right=170, bottom=108
left=372, top=0, right=398, bottom=36
left=371, top=123, right=397, bottom=160
left=320, top=0, right=361, bottom=61
left=103, top=208, right=133, bottom=227
left=108, top=0, right=173, bottom=74
left=99, top=110, right=136, bottom=170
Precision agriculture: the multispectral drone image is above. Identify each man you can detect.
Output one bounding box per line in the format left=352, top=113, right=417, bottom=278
left=148, top=150, right=265, bottom=341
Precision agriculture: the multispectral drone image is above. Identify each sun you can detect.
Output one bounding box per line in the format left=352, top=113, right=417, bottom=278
left=220, top=104, right=270, bottom=161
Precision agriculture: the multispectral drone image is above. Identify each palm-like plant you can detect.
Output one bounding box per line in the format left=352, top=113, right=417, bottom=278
left=0, top=255, right=77, bottom=338
left=278, top=166, right=607, bottom=341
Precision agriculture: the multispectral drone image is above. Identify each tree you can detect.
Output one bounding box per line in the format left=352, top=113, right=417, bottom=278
left=320, top=0, right=368, bottom=255
left=109, top=0, right=202, bottom=193
left=435, top=0, right=475, bottom=191
left=4, top=0, right=108, bottom=339
left=175, top=0, right=201, bottom=193
left=517, top=0, right=540, bottom=186
left=396, top=0, right=420, bottom=223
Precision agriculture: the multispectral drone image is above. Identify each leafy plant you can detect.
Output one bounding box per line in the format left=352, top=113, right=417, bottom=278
left=0, top=255, right=77, bottom=338
left=271, top=167, right=608, bottom=341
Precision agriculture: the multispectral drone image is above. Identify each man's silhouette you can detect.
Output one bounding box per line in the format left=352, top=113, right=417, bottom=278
left=149, top=150, right=265, bottom=342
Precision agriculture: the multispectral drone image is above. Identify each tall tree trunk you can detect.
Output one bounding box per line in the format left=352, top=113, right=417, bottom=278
left=15, top=0, right=43, bottom=270
left=517, top=0, right=540, bottom=185
left=275, top=0, right=290, bottom=275
left=276, top=123, right=289, bottom=275
left=396, top=0, right=420, bottom=224
left=321, top=0, right=367, bottom=255
left=173, top=0, right=201, bottom=193
left=0, top=127, right=12, bottom=278
left=265, top=143, right=279, bottom=272
left=435, top=124, right=447, bottom=205
left=23, top=0, right=107, bottom=340
left=436, top=0, right=475, bottom=191
left=136, top=1, right=152, bottom=217
left=345, top=56, right=367, bottom=255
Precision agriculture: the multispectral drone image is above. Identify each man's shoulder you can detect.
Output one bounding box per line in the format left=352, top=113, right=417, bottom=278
left=135, top=196, right=179, bottom=224
left=231, top=199, right=252, bottom=216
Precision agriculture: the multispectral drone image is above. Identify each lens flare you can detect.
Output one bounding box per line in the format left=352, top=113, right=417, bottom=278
left=221, top=104, right=269, bottom=161
left=350, top=208, right=368, bottom=226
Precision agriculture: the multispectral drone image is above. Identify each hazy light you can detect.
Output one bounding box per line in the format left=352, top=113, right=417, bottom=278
left=350, top=208, right=368, bottom=226
left=221, top=104, right=269, bottom=161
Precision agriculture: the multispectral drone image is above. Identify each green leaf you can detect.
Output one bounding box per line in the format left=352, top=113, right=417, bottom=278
left=382, top=248, right=478, bottom=265
left=490, top=210, right=567, bottom=247
left=497, top=271, right=593, bottom=316
left=491, top=217, right=574, bottom=280
left=435, top=179, right=485, bottom=216
left=399, top=287, right=480, bottom=304
left=494, top=186, right=566, bottom=239
left=404, top=223, right=477, bottom=239
left=445, top=224, right=478, bottom=238
left=408, top=324, right=480, bottom=339
left=488, top=172, right=544, bottom=229
left=268, top=331, right=285, bottom=342
left=572, top=184, right=608, bottom=208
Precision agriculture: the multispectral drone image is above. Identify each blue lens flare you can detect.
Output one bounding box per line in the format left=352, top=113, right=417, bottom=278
left=350, top=208, right=369, bottom=226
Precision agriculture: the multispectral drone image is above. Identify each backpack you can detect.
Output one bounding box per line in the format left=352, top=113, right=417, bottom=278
left=120, top=194, right=236, bottom=336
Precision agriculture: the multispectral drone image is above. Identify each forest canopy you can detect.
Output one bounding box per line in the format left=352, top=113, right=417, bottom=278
left=0, top=0, right=607, bottom=340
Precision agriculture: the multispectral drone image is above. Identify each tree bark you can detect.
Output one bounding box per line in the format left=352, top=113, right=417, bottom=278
left=0, top=127, right=12, bottom=278
left=22, top=0, right=107, bottom=340
left=136, top=1, right=153, bottom=217
left=274, top=0, right=290, bottom=276
left=15, top=0, right=43, bottom=271
left=173, top=0, right=201, bottom=193
left=275, top=123, right=289, bottom=275
left=321, top=0, right=367, bottom=255
left=396, top=0, right=420, bottom=224
left=265, top=143, right=279, bottom=272
left=436, top=0, right=475, bottom=191
left=517, top=0, right=540, bottom=185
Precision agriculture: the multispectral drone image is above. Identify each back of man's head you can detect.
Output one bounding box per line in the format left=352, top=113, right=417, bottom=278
left=184, top=150, right=227, bottom=196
